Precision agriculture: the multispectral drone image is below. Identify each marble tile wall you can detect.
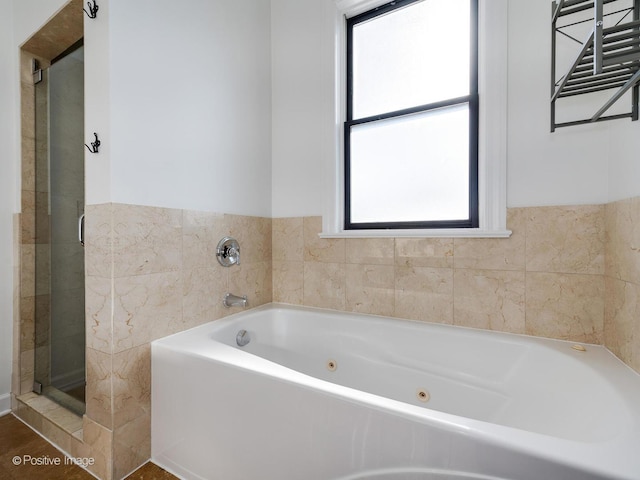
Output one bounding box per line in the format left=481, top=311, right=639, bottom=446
left=84, top=203, right=272, bottom=479
left=16, top=0, right=84, bottom=409
left=604, top=198, right=640, bottom=373
left=14, top=196, right=638, bottom=480
left=273, top=205, right=607, bottom=346
left=18, top=49, right=35, bottom=401
left=15, top=5, right=114, bottom=476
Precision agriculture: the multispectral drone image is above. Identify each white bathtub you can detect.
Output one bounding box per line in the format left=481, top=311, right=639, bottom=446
left=151, top=304, right=640, bottom=480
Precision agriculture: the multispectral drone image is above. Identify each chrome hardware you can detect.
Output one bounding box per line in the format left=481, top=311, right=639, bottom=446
left=223, top=293, right=248, bottom=308
left=236, top=329, right=250, bottom=347
left=78, top=214, right=85, bottom=246
left=216, top=237, right=240, bottom=267
left=32, top=59, right=42, bottom=85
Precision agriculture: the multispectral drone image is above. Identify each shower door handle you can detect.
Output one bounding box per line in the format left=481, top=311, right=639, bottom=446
left=78, top=214, right=85, bottom=247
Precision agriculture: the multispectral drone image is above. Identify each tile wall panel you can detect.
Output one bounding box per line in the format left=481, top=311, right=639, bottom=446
left=81, top=203, right=273, bottom=478
left=604, top=199, right=640, bottom=373
left=15, top=197, right=640, bottom=480
left=273, top=205, right=609, bottom=347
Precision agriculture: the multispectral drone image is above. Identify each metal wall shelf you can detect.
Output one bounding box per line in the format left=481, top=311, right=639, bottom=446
left=551, top=0, right=640, bottom=131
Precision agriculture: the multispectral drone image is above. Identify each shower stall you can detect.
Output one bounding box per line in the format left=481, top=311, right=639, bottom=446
left=33, top=44, right=86, bottom=415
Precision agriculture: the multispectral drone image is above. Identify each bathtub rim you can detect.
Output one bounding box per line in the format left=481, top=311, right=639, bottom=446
left=160, top=302, right=640, bottom=379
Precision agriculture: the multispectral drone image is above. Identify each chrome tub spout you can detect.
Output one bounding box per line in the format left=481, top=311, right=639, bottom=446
left=223, top=293, right=248, bottom=308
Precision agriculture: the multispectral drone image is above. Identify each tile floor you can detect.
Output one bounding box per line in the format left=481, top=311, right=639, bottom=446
left=0, top=414, right=178, bottom=479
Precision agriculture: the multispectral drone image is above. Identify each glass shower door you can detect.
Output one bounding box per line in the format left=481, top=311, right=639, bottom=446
left=33, top=45, right=86, bottom=415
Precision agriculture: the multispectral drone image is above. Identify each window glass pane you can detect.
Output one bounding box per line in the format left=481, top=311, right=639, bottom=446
left=352, top=0, right=470, bottom=119
left=349, top=104, right=469, bottom=224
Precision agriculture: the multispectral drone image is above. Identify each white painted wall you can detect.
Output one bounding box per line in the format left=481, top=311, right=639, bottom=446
left=0, top=0, right=16, bottom=415
left=84, top=0, right=111, bottom=205
left=271, top=0, right=325, bottom=217
left=94, top=0, right=272, bottom=216
left=270, top=0, right=640, bottom=217
left=608, top=120, right=640, bottom=202
left=506, top=0, right=610, bottom=207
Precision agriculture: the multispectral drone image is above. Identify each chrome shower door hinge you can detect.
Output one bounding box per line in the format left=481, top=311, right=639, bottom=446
left=32, top=59, right=42, bottom=85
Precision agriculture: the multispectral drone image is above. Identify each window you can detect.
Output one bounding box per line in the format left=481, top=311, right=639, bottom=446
left=344, top=0, right=479, bottom=230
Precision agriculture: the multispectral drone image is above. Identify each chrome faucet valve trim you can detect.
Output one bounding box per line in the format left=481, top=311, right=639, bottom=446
left=216, top=237, right=241, bottom=267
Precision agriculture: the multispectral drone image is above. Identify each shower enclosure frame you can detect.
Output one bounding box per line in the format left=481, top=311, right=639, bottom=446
left=31, top=40, right=87, bottom=415
left=12, top=0, right=88, bottom=444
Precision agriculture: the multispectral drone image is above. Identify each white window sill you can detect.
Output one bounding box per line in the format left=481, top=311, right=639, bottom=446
left=319, top=229, right=512, bottom=239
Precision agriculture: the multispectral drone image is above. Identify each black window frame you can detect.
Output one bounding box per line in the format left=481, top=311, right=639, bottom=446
left=344, top=0, right=479, bottom=230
